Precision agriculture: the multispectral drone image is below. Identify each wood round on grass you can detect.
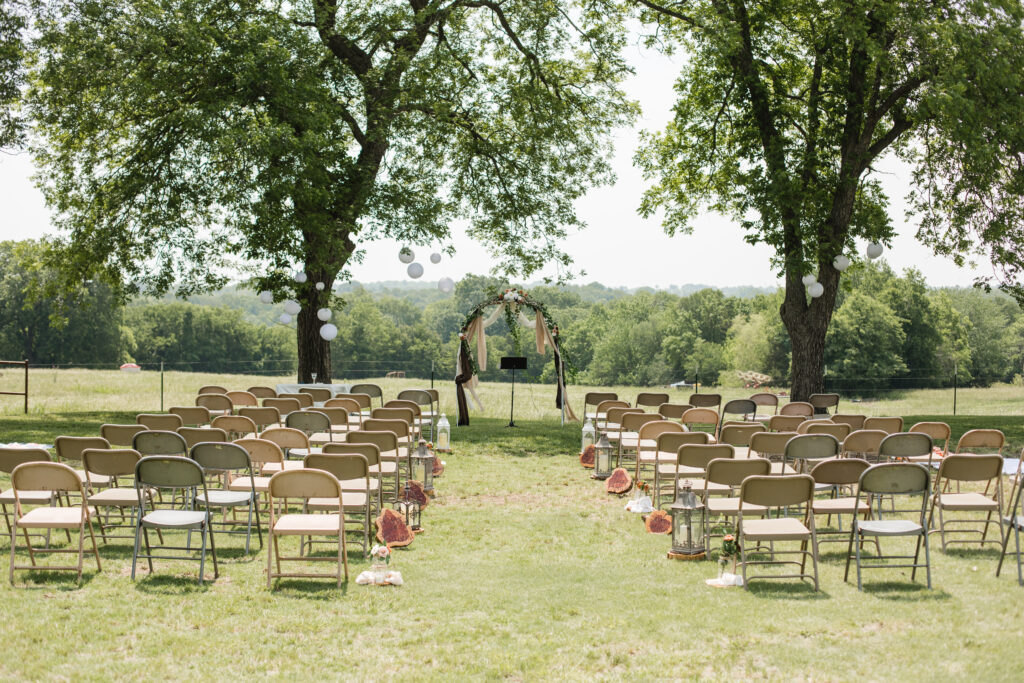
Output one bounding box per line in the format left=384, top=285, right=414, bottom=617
left=580, top=444, right=595, bottom=469
left=644, top=510, right=672, bottom=534
left=605, top=467, right=632, bottom=495
left=375, top=508, right=414, bottom=548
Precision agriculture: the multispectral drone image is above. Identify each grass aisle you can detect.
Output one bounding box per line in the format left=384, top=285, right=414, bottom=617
left=0, top=415, right=1023, bottom=679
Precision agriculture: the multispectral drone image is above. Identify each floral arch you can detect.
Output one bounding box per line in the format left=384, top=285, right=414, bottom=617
left=455, top=288, right=577, bottom=426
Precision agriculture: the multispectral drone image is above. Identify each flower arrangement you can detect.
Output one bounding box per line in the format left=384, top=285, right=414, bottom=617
left=635, top=480, right=651, bottom=496
left=719, top=534, right=741, bottom=576
left=370, top=544, right=391, bottom=565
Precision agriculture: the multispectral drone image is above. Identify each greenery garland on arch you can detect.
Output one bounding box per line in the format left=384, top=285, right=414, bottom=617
left=455, top=287, right=576, bottom=426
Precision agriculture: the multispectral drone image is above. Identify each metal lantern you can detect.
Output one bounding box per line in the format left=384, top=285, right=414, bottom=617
left=436, top=414, right=451, bottom=452
left=581, top=418, right=596, bottom=453
left=393, top=482, right=421, bottom=531
left=669, top=480, right=706, bottom=559
left=412, top=440, right=435, bottom=493
left=593, top=433, right=614, bottom=480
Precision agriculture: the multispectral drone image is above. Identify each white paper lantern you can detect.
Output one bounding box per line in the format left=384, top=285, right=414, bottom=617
left=399, top=247, right=415, bottom=264
left=801, top=274, right=817, bottom=287
left=438, top=277, right=455, bottom=293
left=317, top=307, right=332, bottom=322
left=315, top=281, right=325, bottom=291
left=866, top=242, right=884, bottom=260
left=430, top=252, right=442, bottom=264
left=294, top=271, right=308, bottom=284
left=258, top=290, right=273, bottom=304
left=833, top=255, right=851, bottom=272
left=283, top=300, right=301, bottom=316
left=407, top=262, right=424, bottom=279
left=319, top=323, right=338, bottom=341
left=808, top=282, right=824, bottom=298
left=279, top=313, right=292, bottom=324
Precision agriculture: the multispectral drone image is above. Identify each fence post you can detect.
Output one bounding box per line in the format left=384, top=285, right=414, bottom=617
left=431, top=360, right=434, bottom=389
left=953, top=361, right=958, bottom=416
left=160, top=361, right=165, bottom=412
left=23, top=359, right=28, bottom=414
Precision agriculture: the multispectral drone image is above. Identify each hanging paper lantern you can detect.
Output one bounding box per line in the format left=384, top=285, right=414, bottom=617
left=258, top=290, right=273, bottom=304
left=808, top=282, right=824, bottom=298
left=319, top=323, right=338, bottom=341
left=317, top=307, right=332, bottom=322
left=315, top=281, right=325, bottom=291
left=399, top=247, right=415, bottom=264
left=407, top=262, right=424, bottom=279
left=438, top=277, right=455, bottom=293
left=833, top=255, right=851, bottom=272
left=430, top=252, right=442, bottom=264
left=866, top=242, right=884, bottom=260
left=801, top=274, right=817, bottom=287
left=294, top=271, right=308, bottom=284
left=283, top=300, right=301, bottom=316
left=279, top=313, right=292, bottom=324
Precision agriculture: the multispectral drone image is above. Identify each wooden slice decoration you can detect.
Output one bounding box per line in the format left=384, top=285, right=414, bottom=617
left=604, top=467, right=632, bottom=495
left=645, top=510, right=672, bottom=535
left=580, top=444, right=595, bottom=469
left=431, top=455, right=445, bottom=477
left=375, top=508, right=414, bottom=548
left=407, top=479, right=429, bottom=509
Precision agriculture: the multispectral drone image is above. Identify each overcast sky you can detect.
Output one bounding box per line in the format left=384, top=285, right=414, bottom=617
left=0, top=42, right=985, bottom=290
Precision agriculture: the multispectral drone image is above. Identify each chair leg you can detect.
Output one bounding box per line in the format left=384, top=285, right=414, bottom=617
left=923, top=529, right=933, bottom=589
left=266, top=531, right=274, bottom=589
left=912, top=534, right=922, bottom=581
left=809, top=529, right=820, bottom=592
left=142, top=527, right=154, bottom=572
left=198, top=524, right=207, bottom=585
left=207, top=518, right=219, bottom=580
left=86, top=514, right=101, bottom=573
left=9, top=524, right=17, bottom=584
left=855, top=530, right=864, bottom=590
left=997, top=518, right=1012, bottom=577
left=131, top=520, right=143, bottom=580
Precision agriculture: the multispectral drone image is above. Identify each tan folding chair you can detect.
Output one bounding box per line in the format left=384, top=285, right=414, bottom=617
left=673, top=444, right=735, bottom=501
left=618, top=413, right=665, bottom=466
left=263, top=397, right=301, bottom=417
left=634, top=420, right=684, bottom=480
left=318, top=407, right=353, bottom=438
left=100, top=424, right=146, bottom=448
left=584, top=392, right=619, bottom=422
left=703, top=457, right=771, bottom=554
left=998, top=473, right=1024, bottom=585
left=594, top=400, right=630, bottom=431
left=809, top=458, right=873, bottom=548
left=196, top=393, right=232, bottom=416
left=169, top=406, right=211, bottom=427
left=321, top=443, right=384, bottom=514
left=362, top=418, right=413, bottom=465
left=231, top=439, right=285, bottom=500
left=397, top=390, right=435, bottom=439
left=796, top=418, right=834, bottom=434
left=657, top=403, right=693, bottom=421
left=749, top=392, right=779, bottom=422
left=929, top=454, right=1005, bottom=551
left=377, top=404, right=420, bottom=439
left=299, top=387, right=332, bottom=403
left=9, top=462, right=101, bottom=585
left=738, top=475, right=820, bottom=591
left=191, top=442, right=262, bottom=554
left=681, top=408, right=720, bottom=442
left=809, top=393, right=840, bottom=416
left=179, top=427, right=228, bottom=448
left=908, top=422, right=951, bottom=466
left=82, top=448, right=152, bottom=543
left=287, top=410, right=335, bottom=445
left=783, top=434, right=841, bottom=476
left=718, top=424, right=766, bottom=455
left=304, top=453, right=373, bottom=556
left=688, top=393, right=722, bottom=412
left=334, top=393, right=373, bottom=417
left=831, top=414, right=866, bottom=431
left=279, top=392, right=314, bottom=409
left=239, top=406, right=282, bottom=433
left=260, top=427, right=310, bottom=470
left=54, top=436, right=112, bottom=490
left=804, top=422, right=851, bottom=441
left=652, top=433, right=711, bottom=507
left=211, top=415, right=257, bottom=441
left=267, top=469, right=348, bottom=588
left=247, top=386, right=277, bottom=399
left=635, top=392, right=670, bottom=411
left=720, top=399, right=757, bottom=430
left=198, top=385, right=227, bottom=395
left=841, top=430, right=888, bottom=463
left=768, top=415, right=806, bottom=432
left=0, top=447, right=54, bottom=534
left=602, top=406, right=640, bottom=443
left=748, top=432, right=799, bottom=475
left=226, top=390, right=259, bottom=408
left=346, top=431, right=401, bottom=502
left=780, top=402, right=814, bottom=417
left=863, top=416, right=904, bottom=434
left=349, top=383, right=384, bottom=407
left=325, top=397, right=364, bottom=428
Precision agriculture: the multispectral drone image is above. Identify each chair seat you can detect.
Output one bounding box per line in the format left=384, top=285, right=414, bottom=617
left=656, top=464, right=705, bottom=477
left=339, top=478, right=379, bottom=492
left=857, top=519, right=923, bottom=536
left=935, top=493, right=999, bottom=511
left=261, top=461, right=303, bottom=474
left=689, top=480, right=730, bottom=494
left=370, top=462, right=397, bottom=475
left=196, top=490, right=254, bottom=507
left=308, top=432, right=337, bottom=445
left=308, top=493, right=369, bottom=511
left=229, top=476, right=272, bottom=493
left=141, top=509, right=208, bottom=528
left=729, top=446, right=750, bottom=458
left=73, top=469, right=112, bottom=487
left=272, top=513, right=341, bottom=535
left=17, top=506, right=92, bottom=529
left=742, top=517, right=811, bottom=541
left=0, top=489, right=53, bottom=505
left=1003, top=514, right=1024, bottom=529
left=88, top=488, right=144, bottom=506
left=620, top=436, right=639, bottom=449
left=376, top=449, right=401, bottom=463
left=706, top=498, right=767, bottom=515
left=811, top=497, right=869, bottom=515
left=644, top=451, right=681, bottom=465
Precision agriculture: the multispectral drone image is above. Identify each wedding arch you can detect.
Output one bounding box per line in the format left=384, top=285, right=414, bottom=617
left=455, top=288, right=577, bottom=426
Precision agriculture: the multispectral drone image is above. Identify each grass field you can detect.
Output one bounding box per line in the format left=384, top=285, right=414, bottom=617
left=1, top=373, right=1023, bottom=679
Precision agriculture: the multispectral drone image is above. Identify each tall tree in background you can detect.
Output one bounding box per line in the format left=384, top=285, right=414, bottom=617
left=24, top=0, right=634, bottom=381
left=0, top=0, right=25, bottom=148
left=634, top=0, right=1024, bottom=399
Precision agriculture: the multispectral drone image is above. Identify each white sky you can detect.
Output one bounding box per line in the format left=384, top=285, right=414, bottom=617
left=0, top=43, right=985, bottom=290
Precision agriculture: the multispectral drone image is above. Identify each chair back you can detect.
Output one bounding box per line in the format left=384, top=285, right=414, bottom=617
left=190, top=442, right=252, bottom=472
left=859, top=462, right=929, bottom=496
left=322, top=443, right=382, bottom=467
left=909, top=422, right=951, bottom=454
left=133, top=430, right=188, bottom=456
left=842, top=430, right=888, bottom=458
left=621, top=412, right=663, bottom=433
left=784, top=434, right=840, bottom=461
left=796, top=418, right=834, bottom=434
left=100, top=424, right=146, bottom=447
left=719, top=423, right=765, bottom=447
left=804, top=422, right=851, bottom=440
left=179, top=427, right=228, bottom=448
left=863, top=416, right=904, bottom=434
left=82, top=448, right=141, bottom=479
left=397, top=390, right=433, bottom=409
left=780, top=401, right=814, bottom=417
left=285, top=410, right=331, bottom=436
left=741, top=474, right=815, bottom=508
left=810, top=458, right=870, bottom=486
left=595, top=399, right=629, bottom=416
left=384, top=399, right=421, bottom=416
left=955, top=428, right=1005, bottom=454
left=278, top=392, right=314, bottom=408
left=585, top=392, right=618, bottom=414
left=12, top=461, right=83, bottom=494
left=721, top=399, right=757, bottom=422
left=677, top=443, right=734, bottom=470
left=260, top=427, right=310, bottom=451
left=55, top=436, right=109, bottom=464
left=638, top=420, right=683, bottom=442
left=362, top=418, right=411, bottom=440
left=326, top=397, right=363, bottom=414
left=937, top=454, right=1004, bottom=483
left=196, top=393, right=232, bottom=412
left=198, top=385, right=227, bottom=395
left=681, top=408, right=719, bottom=433
left=226, top=390, right=258, bottom=407
left=246, top=386, right=277, bottom=399
left=657, top=403, right=693, bottom=420
left=136, top=455, right=205, bottom=488
left=347, top=431, right=399, bottom=454
left=808, top=393, right=839, bottom=415
left=879, top=432, right=932, bottom=460
left=238, top=406, right=281, bottom=431
left=269, top=469, right=341, bottom=500
left=169, top=406, right=211, bottom=426
left=635, top=392, right=670, bottom=409
left=304, top=453, right=370, bottom=482
left=768, top=415, right=806, bottom=432
left=656, top=432, right=710, bottom=455
left=748, top=432, right=798, bottom=459
left=688, top=393, right=721, bottom=411
left=0, top=447, right=50, bottom=474
left=605, top=407, right=641, bottom=427
left=749, top=392, right=779, bottom=415
left=375, top=407, right=417, bottom=424
left=263, top=397, right=301, bottom=415
left=335, top=393, right=372, bottom=411
left=706, top=457, right=771, bottom=487
left=318, top=407, right=351, bottom=428
left=211, top=415, right=257, bottom=438
left=299, top=387, right=333, bottom=403
left=234, top=438, right=285, bottom=466
left=831, top=414, right=866, bottom=430
left=349, top=383, right=383, bottom=403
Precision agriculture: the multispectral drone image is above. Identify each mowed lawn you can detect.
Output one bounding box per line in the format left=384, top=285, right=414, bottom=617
left=0, top=374, right=1023, bottom=678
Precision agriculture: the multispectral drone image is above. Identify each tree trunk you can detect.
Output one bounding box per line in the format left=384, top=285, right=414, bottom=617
left=295, top=274, right=334, bottom=383
left=781, top=266, right=839, bottom=402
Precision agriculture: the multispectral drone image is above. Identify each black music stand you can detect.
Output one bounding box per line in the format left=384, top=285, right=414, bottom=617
left=501, top=356, right=527, bottom=427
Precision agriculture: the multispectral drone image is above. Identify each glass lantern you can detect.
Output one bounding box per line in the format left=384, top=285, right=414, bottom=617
left=393, top=482, right=421, bottom=531
left=593, top=433, right=614, bottom=480
left=581, top=418, right=596, bottom=453
left=669, top=480, right=706, bottom=559
left=412, top=440, right=434, bottom=493
left=436, top=414, right=451, bottom=452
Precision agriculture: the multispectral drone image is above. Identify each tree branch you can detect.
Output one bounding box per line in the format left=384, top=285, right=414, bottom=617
left=633, top=0, right=705, bottom=30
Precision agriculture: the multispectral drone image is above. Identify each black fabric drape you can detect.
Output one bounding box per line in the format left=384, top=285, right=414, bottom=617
left=455, top=342, right=474, bottom=426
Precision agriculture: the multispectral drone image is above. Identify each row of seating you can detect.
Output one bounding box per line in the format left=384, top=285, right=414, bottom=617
left=584, top=391, right=841, bottom=424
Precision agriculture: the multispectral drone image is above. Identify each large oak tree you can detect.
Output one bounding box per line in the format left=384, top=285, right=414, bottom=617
left=24, top=0, right=634, bottom=381
left=634, top=0, right=1024, bottom=399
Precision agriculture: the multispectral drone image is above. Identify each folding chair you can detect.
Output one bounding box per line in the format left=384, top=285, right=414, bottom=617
left=594, top=400, right=630, bottom=431
left=863, top=416, right=904, bottom=434
left=263, top=397, right=301, bottom=418
left=225, top=391, right=259, bottom=408
left=738, top=475, right=820, bottom=591
left=377, top=405, right=421, bottom=440
left=718, top=423, right=765, bottom=456
left=260, top=427, right=310, bottom=469
left=238, top=406, right=282, bottom=433
left=318, top=407, right=354, bottom=439
left=749, top=393, right=779, bottom=422
left=9, top=462, right=101, bottom=585
left=720, top=399, right=757, bottom=431
left=246, top=386, right=277, bottom=399
left=584, top=392, right=618, bottom=422
left=279, top=392, right=314, bottom=409
left=997, top=475, right=1024, bottom=585
left=82, top=448, right=152, bottom=544
left=845, top=463, right=932, bottom=590
left=299, top=387, right=332, bottom=403
left=809, top=458, right=873, bottom=547
left=54, top=436, right=112, bottom=490
left=211, top=414, right=257, bottom=441
left=653, top=433, right=711, bottom=508
left=635, top=392, right=670, bottom=411
left=198, top=385, right=227, bottom=395
left=196, top=393, right=232, bottom=417
left=137, top=414, right=183, bottom=432
left=796, top=418, right=835, bottom=434
left=841, top=430, right=888, bottom=463
left=808, top=393, right=839, bottom=416
left=346, top=431, right=402, bottom=503
left=681, top=408, right=720, bottom=442
left=100, top=424, right=146, bottom=448
left=804, top=422, right=851, bottom=441
left=688, top=393, right=722, bottom=413
left=672, top=444, right=735, bottom=502
left=304, top=453, right=373, bottom=556
left=132, top=456, right=218, bottom=584
left=703, top=457, right=771, bottom=555
left=191, top=442, right=262, bottom=553
left=618, top=413, right=665, bottom=467
left=783, top=434, right=840, bottom=476
left=907, top=422, right=951, bottom=467
left=321, top=443, right=384, bottom=515
left=634, top=420, right=684, bottom=480
left=230, top=439, right=285, bottom=502
left=397, top=390, right=435, bottom=439
left=0, top=447, right=54, bottom=535
left=169, top=406, right=211, bottom=427
left=325, top=397, right=364, bottom=429
left=831, top=414, right=866, bottom=431
left=928, top=454, right=1004, bottom=551
left=768, top=415, right=806, bottom=432
left=748, top=432, right=799, bottom=475
left=133, top=430, right=187, bottom=457
left=362, top=418, right=414, bottom=464
left=267, top=469, right=348, bottom=588
left=780, top=402, right=814, bottom=417
left=602, top=407, right=642, bottom=446
left=349, top=383, right=384, bottom=407
left=179, top=427, right=228, bottom=449
left=657, top=403, right=693, bottom=421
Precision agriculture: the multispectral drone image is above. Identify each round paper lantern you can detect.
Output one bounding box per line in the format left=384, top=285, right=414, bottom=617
left=407, top=262, right=424, bottom=279
left=866, top=242, right=884, bottom=260
left=315, top=281, right=325, bottom=291
left=258, top=290, right=273, bottom=304
left=319, top=323, right=338, bottom=341
left=283, top=300, right=301, bottom=316
left=438, top=277, right=455, bottom=293
left=808, top=282, right=824, bottom=298
left=294, top=271, right=308, bottom=284
left=430, top=252, right=442, bottom=264
left=801, top=274, right=817, bottom=287
left=399, top=247, right=415, bottom=264
left=833, top=255, right=850, bottom=272
left=317, top=307, right=332, bottom=322
left=279, top=313, right=292, bottom=325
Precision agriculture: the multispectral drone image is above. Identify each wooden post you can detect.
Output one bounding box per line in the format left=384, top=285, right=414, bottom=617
left=23, top=359, right=28, bottom=414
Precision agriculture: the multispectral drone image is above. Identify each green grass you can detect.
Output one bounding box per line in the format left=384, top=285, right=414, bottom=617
left=2, top=376, right=1024, bottom=678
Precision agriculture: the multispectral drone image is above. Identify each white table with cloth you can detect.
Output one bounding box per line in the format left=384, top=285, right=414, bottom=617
left=275, top=383, right=352, bottom=396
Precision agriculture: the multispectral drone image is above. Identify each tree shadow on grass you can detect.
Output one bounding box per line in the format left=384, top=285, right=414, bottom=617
left=269, top=578, right=351, bottom=599
left=454, top=419, right=577, bottom=458
left=859, top=581, right=951, bottom=601
left=10, top=569, right=99, bottom=590
left=133, top=572, right=213, bottom=595
left=744, top=580, right=831, bottom=600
